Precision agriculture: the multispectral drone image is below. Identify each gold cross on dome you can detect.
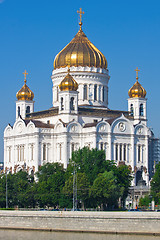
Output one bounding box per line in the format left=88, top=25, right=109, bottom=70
left=23, top=70, right=28, bottom=83
left=77, top=8, right=84, bottom=26
left=135, top=67, right=140, bottom=81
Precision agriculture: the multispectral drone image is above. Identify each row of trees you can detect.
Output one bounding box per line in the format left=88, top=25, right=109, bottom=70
left=0, top=147, right=132, bottom=209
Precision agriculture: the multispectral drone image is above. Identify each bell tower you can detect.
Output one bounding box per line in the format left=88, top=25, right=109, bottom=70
left=128, top=68, right=147, bottom=125
left=16, top=70, right=34, bottom=120
left=58, top=69, right=78, bottom=122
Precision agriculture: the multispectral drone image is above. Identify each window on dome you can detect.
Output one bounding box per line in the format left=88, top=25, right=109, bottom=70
left=18, top=106, right=20, bottom=117
left=102, top=86, right=105, bottom=102
left=26, top=106, right=30, bottom=114
left=61, top=97, right=64, bottom=110
left=70, top=97, right=74, bottom=110
left=94, top=85, right=97, bottom=101
left=139, top=104, right=143, bottom=116
left=84, top=85, right=87, bottom=100
left=130, top=104, right=134, bottom=116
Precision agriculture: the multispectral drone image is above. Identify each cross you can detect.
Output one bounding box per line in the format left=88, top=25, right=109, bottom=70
left=135, top=67, right=140, bottom=81
left=77, top=8, right=84, bottom=27
left=23, top=70, right=28, bottom=83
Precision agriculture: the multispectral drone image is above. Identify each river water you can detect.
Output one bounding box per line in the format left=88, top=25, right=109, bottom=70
left=0, top=230, right=160, bottom=240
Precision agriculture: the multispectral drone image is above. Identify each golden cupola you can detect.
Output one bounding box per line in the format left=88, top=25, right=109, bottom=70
left=128, top=68, right=146, bottom=98
left=16, top=70, right=34, bottom=101
left=59, top=69, right=78, bottom=91
left=54, top=9, right=107, bottom=70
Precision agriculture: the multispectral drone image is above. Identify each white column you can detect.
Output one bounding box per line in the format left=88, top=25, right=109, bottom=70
left=136, top=145, right=138, bottom=163
left=97, top=85, right=100, bottom=103
left=127, top=144, right=130, bottom=163
left=63, top=134, right=68, bottom=168
left=34, top=135, right=39, bottom=172
left=79, top=84, right=83, bottom=100
left=113, top=144, right=116, bottom=161
left=46, top=143, right=48, bottom=162
left=131, top=135, right=135, bottom=185
left=118, top=144, right=120, bottom=161
left=108, top=133, right=111, bottom=160
left=122, top=144, right=124, bottom=161
left=145, top=136, right=149, bottom=185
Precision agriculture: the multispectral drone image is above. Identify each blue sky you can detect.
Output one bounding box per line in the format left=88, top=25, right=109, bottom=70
left=0, top=0, right=160, bottom=161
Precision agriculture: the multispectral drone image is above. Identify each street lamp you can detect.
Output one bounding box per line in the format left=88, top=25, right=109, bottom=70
left=6, top=171, right=8, bottom=209
left=73, top=163, right=77, bottom=211
left=5, top=168, right=9, bottom=209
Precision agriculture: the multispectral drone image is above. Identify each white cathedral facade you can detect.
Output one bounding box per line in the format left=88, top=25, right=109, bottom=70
left=4, top=13, right=155, bottom=186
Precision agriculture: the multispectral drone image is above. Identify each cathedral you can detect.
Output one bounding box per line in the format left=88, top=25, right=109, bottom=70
left=4, top=9, right=156, bottom=186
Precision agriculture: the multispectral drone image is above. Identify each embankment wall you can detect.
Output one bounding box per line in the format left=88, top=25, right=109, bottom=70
left=0, top=211, right=160, bottom=235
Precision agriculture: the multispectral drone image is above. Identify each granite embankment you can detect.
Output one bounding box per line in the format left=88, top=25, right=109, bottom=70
left=0, top=211, right=160, bottom=235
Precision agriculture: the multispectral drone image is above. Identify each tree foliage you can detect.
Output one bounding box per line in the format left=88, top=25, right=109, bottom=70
left=151, top=162, right=160, bottom=204
left=0, top=147, right=133, bottom=209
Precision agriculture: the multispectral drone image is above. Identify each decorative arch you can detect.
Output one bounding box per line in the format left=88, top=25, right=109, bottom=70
left=111, top=114, right=134, bottom=134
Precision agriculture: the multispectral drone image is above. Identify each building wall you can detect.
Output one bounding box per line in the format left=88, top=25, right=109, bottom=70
left=4, top=114, right=151, bottom=186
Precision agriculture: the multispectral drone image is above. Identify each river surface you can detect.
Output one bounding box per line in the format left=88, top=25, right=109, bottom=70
left=0, top=230, right=160, bottom=240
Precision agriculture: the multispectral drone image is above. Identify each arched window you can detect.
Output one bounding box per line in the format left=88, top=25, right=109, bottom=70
left=115, top=144, right=118, bottom=161
left=18, top=106, right=20, bottom=117
left=43, top=144, right=46, bottom=161
left=120, top=144, right=122, bottom=161
left=130, top=104, right=134, bottom=116
left=139, top=104, right=143, bottom=116
left=94, top=85, right=97, bottom=101
left=70, top=97, right=74, bottom=110
left=138, top=145, right=141, bottom=162
left=59, top=143, right=62, bottom=160
left=84, top=84, right=87, bottom=100
left=61, top=97, right=64, bottom=110
left=26, top=106, right=30, bottom=114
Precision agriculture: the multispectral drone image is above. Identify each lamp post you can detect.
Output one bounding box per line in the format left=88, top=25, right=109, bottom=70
left=73, top=163, right=77, bottom=211
left=6, top=169, right=8, bottom=209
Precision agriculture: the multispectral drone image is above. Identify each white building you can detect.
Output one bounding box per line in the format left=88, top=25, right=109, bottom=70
left=4, top=15, right=155, bottom=186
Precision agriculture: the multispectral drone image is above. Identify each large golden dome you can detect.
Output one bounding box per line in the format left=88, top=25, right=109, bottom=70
left=54, top=24, right=107, bottom=69
left=128, top=68, right=146, bottom=98
left=59, top=69, right=78, bottom=91
left=16, top=71, right=34, bottom=101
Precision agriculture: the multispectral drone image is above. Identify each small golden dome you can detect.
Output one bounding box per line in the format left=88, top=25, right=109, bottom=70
left=16, top=70, right=34, bottom=101
left=59, top=69, right=78, bottom=91
left=128, top=68, right=146, bottom=98
left=54, top=26, right=107, bottom=69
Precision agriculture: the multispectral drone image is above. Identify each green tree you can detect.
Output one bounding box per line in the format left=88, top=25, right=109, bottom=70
left=139, top=195, right=150, bottom=207
left=63, top=172, right=90, bottom=209
left=35, top=163, right=65, bottom=208
left=151, top=162, right=160, bottom=204
left=90, top=171, right=120, bottom=209
left=115, top=165, right=133, bottom=207
left=0, top=173, right=6, bottom=208
left=67, top=147, right=116, bottom=185
left=11, top=171, right=35, bottom=208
